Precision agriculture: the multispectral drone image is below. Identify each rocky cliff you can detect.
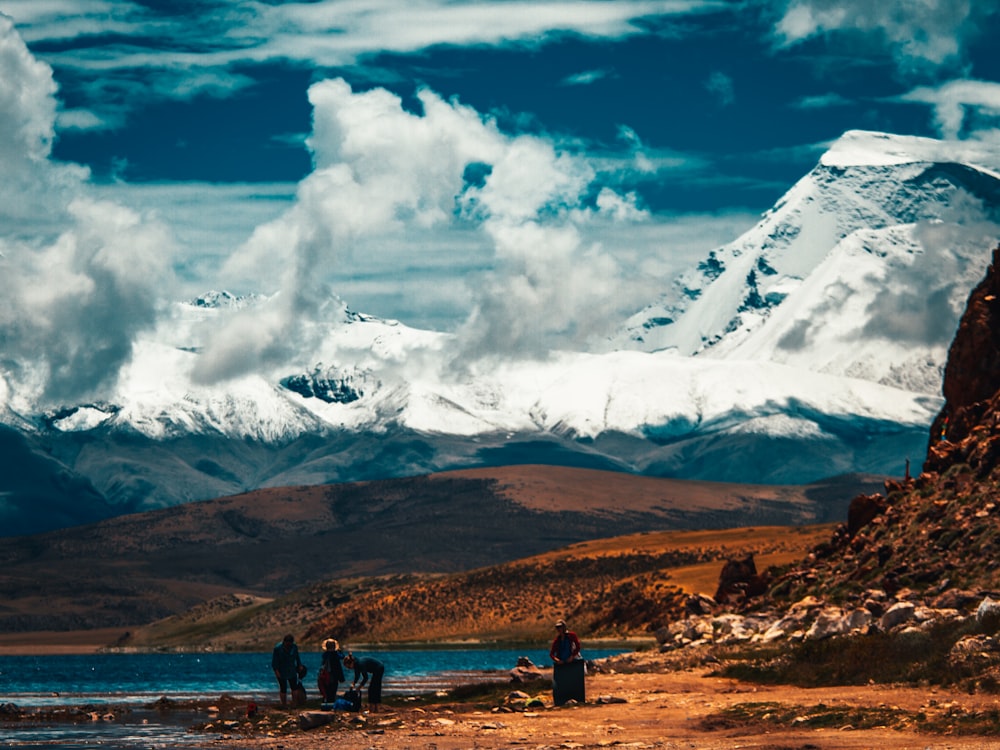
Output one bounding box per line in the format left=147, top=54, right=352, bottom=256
left=769, top=243, right=1000, bottom=604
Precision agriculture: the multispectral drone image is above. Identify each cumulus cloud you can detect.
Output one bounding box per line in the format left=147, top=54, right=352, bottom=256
left=763, top=0, right=990, bottom=74
left=0, top=17, right=176, bottom=405
left=861, top=219, right=1000, bottom=345
left=204, top=77, right=647, bottom=380
left=900, top=79, right=1000, bottom=140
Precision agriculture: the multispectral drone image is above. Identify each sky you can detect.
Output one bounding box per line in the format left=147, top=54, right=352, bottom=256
left=1, top=0, right=1000, bottom=404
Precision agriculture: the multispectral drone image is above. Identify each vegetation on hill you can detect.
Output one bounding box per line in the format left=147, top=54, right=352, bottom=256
left=115, top=525, right=832, bottom=650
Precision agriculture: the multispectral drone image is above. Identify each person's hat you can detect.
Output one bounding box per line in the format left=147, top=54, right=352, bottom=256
left=555, top=619, right=566, bottom=628
left=322, top=638, right=339, bottom=650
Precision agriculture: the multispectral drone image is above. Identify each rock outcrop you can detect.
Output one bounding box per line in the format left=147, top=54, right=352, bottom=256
left=768, top=245, right=1000, bottom=602
left=658, top=245, right=1000, bottom=655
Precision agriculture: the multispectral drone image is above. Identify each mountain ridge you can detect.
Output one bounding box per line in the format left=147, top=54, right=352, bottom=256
left=0, top=465, right=881, bottom=634
left=2, top=129, right=998, bottom=534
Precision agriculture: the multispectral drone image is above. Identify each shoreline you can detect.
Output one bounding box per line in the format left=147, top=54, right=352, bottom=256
left=6, top=662, right=999, bottom=750
left=0, top=628, right=127, bottom=655
left=0, top=630, right=656, bottom=656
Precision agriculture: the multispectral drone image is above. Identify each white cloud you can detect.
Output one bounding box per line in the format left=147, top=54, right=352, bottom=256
left=705, top=71, right=734, bottom=107
left=791, top=92, right=852, bottom=109
left=561, top=69, right=613, bottom=86
left=0, top=14, right=59, bottom=178
left=0, top=17, right=178, bottom=405
left=55, top=107, right=107, bottom=131
left=1, top=197, right=176, bottom=404
left=899, top=79, right=1000, bottom=140
left=202, top=77, right=675, bottom=379
left=90, top=181, right=297, bottom=291
left=7, top=1, right=728, bottom=71
left=764, top=0, right=988, bottom=73
left=238, top=1, right=729, bottom=63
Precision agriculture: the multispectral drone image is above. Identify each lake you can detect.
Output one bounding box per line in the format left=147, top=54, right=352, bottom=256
left=0, top=646, right=629, bottom=748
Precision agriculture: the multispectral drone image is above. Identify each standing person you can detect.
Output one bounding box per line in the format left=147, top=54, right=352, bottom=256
left=549, top=619, right=585, bottom=706
left=271, top=633, right=303, bottom=707
left=318, top=638, right=346, bottom=705
left=344, top=652, right=385, bottom=713
left=549, top=620, right=581, bottom=664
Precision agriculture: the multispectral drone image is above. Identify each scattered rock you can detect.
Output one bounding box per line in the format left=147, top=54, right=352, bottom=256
left=880, top=601, right=916, bottom=631
left=976, top=596, right=1000, bottom=632
left=298, top=711, right=335, bottom=730
left=511, top=656, right=544, bottom=683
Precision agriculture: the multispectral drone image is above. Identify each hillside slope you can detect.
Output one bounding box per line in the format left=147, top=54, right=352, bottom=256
left=0, top=466, right=877, bottom=633
left=115, top=524, right=834, bottom=651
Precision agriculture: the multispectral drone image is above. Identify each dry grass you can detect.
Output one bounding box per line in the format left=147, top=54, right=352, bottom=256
left=113, top=523, right=835, bottom=650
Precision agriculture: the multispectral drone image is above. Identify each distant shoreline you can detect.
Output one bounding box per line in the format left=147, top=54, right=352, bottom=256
left=0, top=630, right=655, bottom=656
left=0, top=628, right=125, bottom=655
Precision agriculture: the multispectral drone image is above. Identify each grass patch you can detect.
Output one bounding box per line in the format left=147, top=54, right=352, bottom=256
left=700, top=701, right=1000, bottom=736
left=392, top=680, right=517, bottom=710
left=699, top=701, right=903, bottom=732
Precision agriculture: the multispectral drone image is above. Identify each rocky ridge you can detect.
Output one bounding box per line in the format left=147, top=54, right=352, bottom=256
left=657, top=244, right=1000, bottom=672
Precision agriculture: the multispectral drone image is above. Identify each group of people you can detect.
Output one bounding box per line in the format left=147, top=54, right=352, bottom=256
left=270, top=634, right=385, bottom=712
left=270, top=619, right=581, bottom=712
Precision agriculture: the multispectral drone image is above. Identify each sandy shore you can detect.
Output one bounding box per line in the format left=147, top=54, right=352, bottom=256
left=5, top=636, right=1000, bottom=748
left=185, top=663, right=1000, bottom=750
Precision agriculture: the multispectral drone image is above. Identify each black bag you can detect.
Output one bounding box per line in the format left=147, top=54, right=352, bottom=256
left=341, top=688, right=362, bottom=712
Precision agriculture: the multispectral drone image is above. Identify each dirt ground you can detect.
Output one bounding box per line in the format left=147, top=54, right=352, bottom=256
left=205, top=667, right=1000, bottom=750
left=5, top=633, right=1000, bottom=749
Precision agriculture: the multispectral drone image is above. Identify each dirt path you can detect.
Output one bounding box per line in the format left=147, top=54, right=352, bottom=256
left=210, top=668, right=1000, bottom=750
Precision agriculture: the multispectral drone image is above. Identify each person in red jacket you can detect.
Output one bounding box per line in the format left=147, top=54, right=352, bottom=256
left=549, top=619, right=581, bottom=664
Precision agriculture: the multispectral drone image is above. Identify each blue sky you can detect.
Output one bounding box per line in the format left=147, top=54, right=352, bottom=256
left=2, top=1, right=1000, bottom=401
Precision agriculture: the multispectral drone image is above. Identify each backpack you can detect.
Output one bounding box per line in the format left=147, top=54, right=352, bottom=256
left=335, top=688, right=362, bottom=712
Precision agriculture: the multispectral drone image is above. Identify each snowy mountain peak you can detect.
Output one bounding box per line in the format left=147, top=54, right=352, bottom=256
left=822, top=130, right=960, bottom=168
left=3, top=130, right=998, bottom=532
left=823, top=130, right=1000, bottom=181
left=621, top=131, right=1000, bottom=396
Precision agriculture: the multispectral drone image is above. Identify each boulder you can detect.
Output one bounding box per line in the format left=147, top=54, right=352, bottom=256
left=846, top=493, right=888, bottom=537
left=298, top=711, right=335, bottom=730
left=762, top=610, right=811, bottom=643
left=880, top=601, right=916, bottom=631
left=684, top=594, right=716, bottom=616
left=714, top=553, right=769, bottom=605
left=511, top=656, right=543, bottom=683
left=805, top=607, right=850, bottom=641
left=976, top=596, right=1000, bottom=632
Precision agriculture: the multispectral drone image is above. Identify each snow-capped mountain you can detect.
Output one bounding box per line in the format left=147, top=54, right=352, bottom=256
left=2, top=130, right=998, bottom=535
left=623, top=131, right=1000, bottom=395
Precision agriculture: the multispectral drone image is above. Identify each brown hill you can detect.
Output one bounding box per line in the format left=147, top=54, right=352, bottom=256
left=114, top=523, right=834, bottom=651
left=773, top=244, right=1000, bottom=603
left=0, top=465, right=878, bottom=634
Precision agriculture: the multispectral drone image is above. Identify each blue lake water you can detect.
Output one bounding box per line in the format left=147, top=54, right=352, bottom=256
left=0, top=647, right=628, bottom=748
